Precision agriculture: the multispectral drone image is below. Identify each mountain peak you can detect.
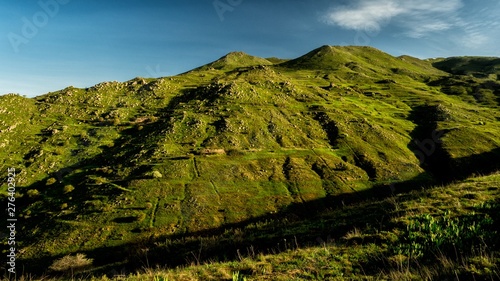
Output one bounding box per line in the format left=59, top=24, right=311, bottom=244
left=280, top=45, right=394, bottom=70
left=223, top=51, right=250, bottom=58
left=316, top=44, right=335, bottom=52
left=279, top=45, right=347, bottom=70
left=191, top=51, right=272, bottom=72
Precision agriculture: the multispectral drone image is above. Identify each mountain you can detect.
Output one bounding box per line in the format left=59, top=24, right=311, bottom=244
left=190, top=51, right=273, bottom=71
left=1, top=46, right=499, bottom=279
left=431, top=56, right=500, bottom=78
left=281, top=45, right=444, bottom=76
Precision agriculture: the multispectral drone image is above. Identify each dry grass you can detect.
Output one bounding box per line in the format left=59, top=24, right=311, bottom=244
left=49, top=253, right=93, bottom=275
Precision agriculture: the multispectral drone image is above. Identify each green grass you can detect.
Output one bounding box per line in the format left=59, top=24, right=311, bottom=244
left=4, top=172, right=498, bottom=280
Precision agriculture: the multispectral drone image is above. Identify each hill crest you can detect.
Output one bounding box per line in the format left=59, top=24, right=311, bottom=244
left=190, top=51, right=273, bottom=72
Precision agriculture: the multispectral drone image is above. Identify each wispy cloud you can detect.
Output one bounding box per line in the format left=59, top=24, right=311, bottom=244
left=402, top=18, right=454, bottom=38
left=455, top=21, right=493, bottom=50
left=453, top=6, right=500, bottom=51
left=323, top=0, right=463, bottom=36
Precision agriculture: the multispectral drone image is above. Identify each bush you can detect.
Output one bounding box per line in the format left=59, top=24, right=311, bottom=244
left=84, top=200, right=102, bottom=211
left=394, top=211, right=494, bottom=259
left=136, top=212, right=147, bottom=222
left=49, top=253, right=93, bottom=274
left=63, top=184, right=75, bottom=193
left=93, top=176, right=107, bottom=185
left=443, top=85, right=468, bottom=96
left=152, top=170, right=163, bottom=178
left=145, top=170, right=163, bottom=178
left=46, top=177, right=57, bottom=186
left=54, top=147, right=65, bottom=155
left=27, top=189, right=40, bottom=198
left=232, top=271, right=248, bottom=281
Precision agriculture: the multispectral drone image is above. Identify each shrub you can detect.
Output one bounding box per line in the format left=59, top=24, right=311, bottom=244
left=394, top=211, right=494, bottom=259
left=27, top=189, right=40, bottom=198
left=93, top=176, right=107, bottom=185
left=63, top=184, right=75, bottom=193
left=54, top=147, right=65, bottom=155
left=152, top=170, right=163, bottom=178
left=145, top=170, right=163, bottom=178
left=232, top=271, right=247, bottom=281
left=84, top=200, right=102, bottom=211
left=49, top=253, right=93, bottom=274
left=46, top=177, right=57, bottom=186
left=443, top=85, right=468, bottom=96
left=136, top=212, right=147, bottom=222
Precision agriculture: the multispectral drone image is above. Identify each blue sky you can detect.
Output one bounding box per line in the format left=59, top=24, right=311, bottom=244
left=1, top=0, right=500, bottom=97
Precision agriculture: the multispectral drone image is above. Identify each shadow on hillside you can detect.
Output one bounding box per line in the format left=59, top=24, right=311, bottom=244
left=18, top=144, right=500, bottom=278
left=408, top=104, right=500, bottom=183
left=17, top=175, right=419, bottom=277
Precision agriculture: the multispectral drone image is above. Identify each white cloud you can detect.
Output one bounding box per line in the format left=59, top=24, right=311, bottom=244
left=324, top=0, right=404, bottom=31
left=322, top=0, right=500, bottom=54
left=324, top=0, right=463, bottom=35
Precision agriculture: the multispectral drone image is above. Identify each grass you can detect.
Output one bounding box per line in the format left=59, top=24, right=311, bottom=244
left=0, top=45, right=499, bottom=279
left=5, top=172, right=497, bottom=280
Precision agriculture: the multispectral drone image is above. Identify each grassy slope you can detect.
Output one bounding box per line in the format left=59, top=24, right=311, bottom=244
left=4, top=173, right=499, bottom=280
left=0, top=45, right=499, bottom=279
left=117, top=172, right=500, bottom=281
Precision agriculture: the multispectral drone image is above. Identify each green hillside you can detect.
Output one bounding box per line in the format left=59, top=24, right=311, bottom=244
left=1, top=46, right=499, bottom=280
left=432, top=56, right=500, bottom=78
